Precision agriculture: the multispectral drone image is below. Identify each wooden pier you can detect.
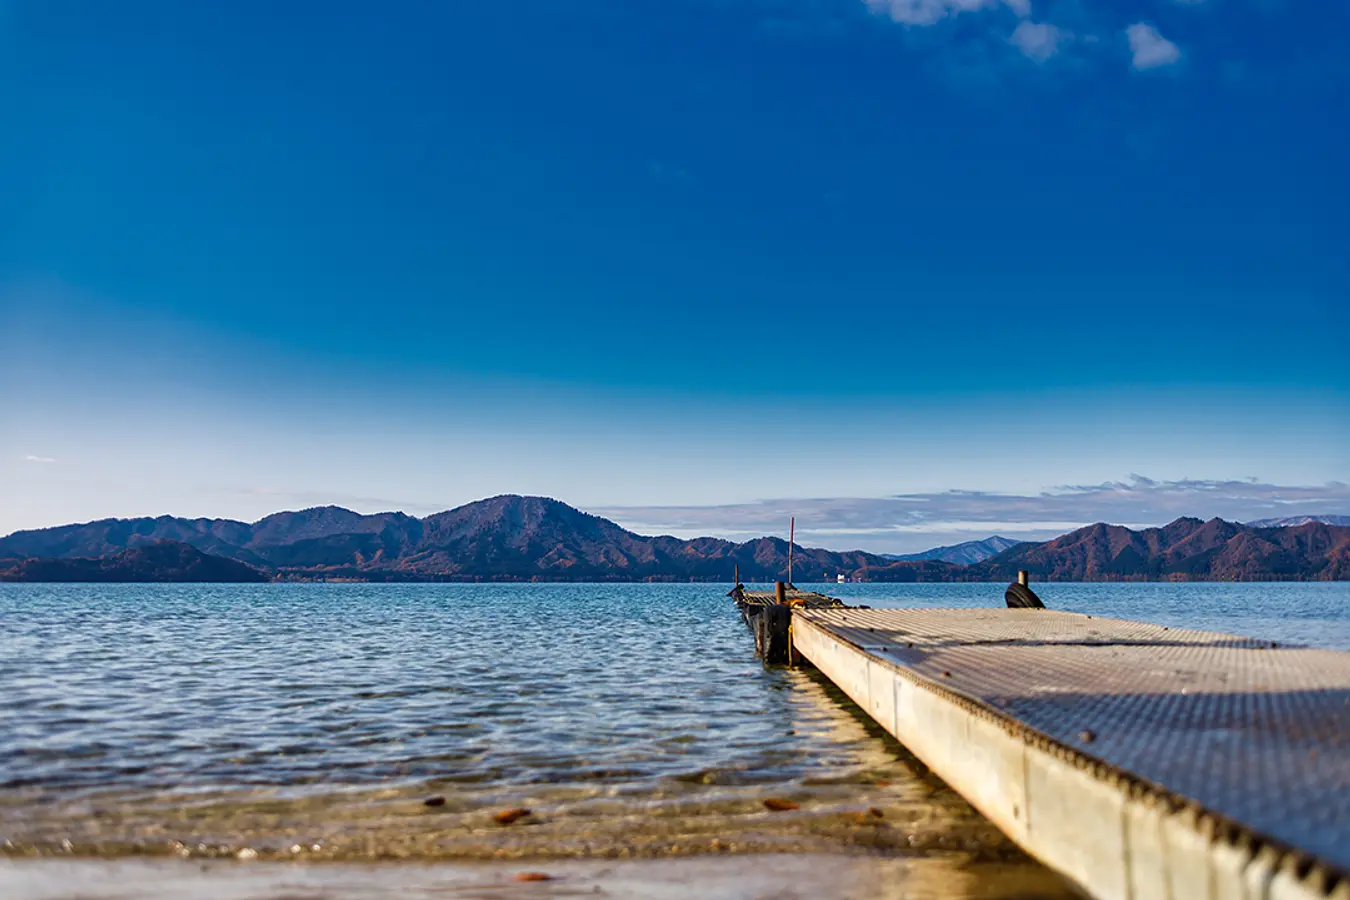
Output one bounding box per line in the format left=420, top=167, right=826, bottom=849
left=734, top=585, right=1350, bottom=900
left=730, top=584, right=843, bottom=664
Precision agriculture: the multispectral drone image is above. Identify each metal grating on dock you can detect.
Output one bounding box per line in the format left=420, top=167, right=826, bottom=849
left=733, top=587, right=844, bottom=609
left=791, top=607, right=1350, bottom=900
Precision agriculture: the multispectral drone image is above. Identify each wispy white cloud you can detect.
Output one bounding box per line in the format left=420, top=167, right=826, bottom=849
left=594, top=476, right=1350, bottom=553
left=1009, top=20, right=1066, bottom=61
left=864, top=0, right=1027, bottom=27
left=23, top=455, right=57, bottom=464
left=1126, top=22, right=1181, bottom=69
left=862, top=0, right=1196, bottom=75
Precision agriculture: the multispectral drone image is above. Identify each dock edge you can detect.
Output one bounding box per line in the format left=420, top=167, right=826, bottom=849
left=789, top=613, right=1350, bottom=900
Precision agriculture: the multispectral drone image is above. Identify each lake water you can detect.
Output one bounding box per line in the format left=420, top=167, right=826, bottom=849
left=1, top=581, right=1346, bottom=896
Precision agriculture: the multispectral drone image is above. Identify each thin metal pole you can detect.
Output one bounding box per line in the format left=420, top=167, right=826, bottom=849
left=788, top=517, right=794, bottom=585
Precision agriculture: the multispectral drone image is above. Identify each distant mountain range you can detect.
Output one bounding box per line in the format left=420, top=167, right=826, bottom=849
left=0, top=541, right=268, bottom=583
left=0, top=496, right=876, bottom=583
left=960, top=517, right=1350, bottom=582
left=881, top=536, right=1023, bottom=566
left=0, top=496, right=1346, bottom=582
left=1245, top=515, right=1350, bottom=528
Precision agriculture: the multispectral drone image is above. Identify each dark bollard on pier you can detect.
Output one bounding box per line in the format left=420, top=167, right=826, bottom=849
left=1005, top=568, right=1045, bottom=609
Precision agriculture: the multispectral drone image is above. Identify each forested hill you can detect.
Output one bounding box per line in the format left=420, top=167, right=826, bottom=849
left=1, top=498, right=1346, bottom=582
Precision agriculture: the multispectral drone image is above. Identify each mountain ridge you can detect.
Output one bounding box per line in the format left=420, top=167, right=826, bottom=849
left=0, top=540, right=269, bottom=583
left=963, top=517, right=1350, bottom=582
left=0, top=496, right=890, bottom=582
left=1245, top=515, right=1350, bottom=528
left=1, top=497, right=1346, bottom=582
left=882, top=536, right=1023, bottom=565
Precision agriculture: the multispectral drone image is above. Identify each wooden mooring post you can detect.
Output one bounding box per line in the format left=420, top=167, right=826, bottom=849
left=753, top=582, right=793, bottom=664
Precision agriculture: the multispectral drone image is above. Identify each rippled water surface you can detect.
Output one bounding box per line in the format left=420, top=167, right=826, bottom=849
left=1, top=581, right=1344, bottom=884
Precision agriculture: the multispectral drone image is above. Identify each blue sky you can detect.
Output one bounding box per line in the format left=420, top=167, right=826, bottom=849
left=1, top=0, right=1346, bottom=550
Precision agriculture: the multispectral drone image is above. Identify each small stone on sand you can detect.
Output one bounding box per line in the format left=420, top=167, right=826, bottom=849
left=423, top=796, right=447, bottom=807
left=513, top=872, right=553, bottom=882
left=494, top=807, right=531, bottom=825
left=763, top=798, right=799, bottom=812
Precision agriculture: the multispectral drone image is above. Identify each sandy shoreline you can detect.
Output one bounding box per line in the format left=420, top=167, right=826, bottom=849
left=1, top=854, right=1074, bottom=899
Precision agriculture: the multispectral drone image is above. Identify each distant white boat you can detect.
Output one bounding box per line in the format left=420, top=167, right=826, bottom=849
left=837, top=574, right=846, bottom=584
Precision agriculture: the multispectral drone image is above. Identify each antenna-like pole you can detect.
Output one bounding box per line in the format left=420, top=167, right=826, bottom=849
left=788, top=516, right=794, bottom=585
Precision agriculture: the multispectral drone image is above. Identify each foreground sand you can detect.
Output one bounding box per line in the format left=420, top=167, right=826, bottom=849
left=1, top=854, right=1074, bottom=899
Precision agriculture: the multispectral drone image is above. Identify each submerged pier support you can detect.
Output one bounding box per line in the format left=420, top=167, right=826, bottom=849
left=754, top=600, right=792, bottom=664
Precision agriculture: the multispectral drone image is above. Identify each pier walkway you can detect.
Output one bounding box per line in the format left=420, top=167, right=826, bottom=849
left=743, top=596, right=1350, bottom=900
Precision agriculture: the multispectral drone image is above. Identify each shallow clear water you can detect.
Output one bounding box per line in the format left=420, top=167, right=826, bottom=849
left=0, top=581, right=1344, bottom=873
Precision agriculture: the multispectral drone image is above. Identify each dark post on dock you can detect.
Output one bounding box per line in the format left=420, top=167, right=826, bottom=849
left=755, top=583, right=792, bottom=664
left=1005, top=569, right=1045, bottom=609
